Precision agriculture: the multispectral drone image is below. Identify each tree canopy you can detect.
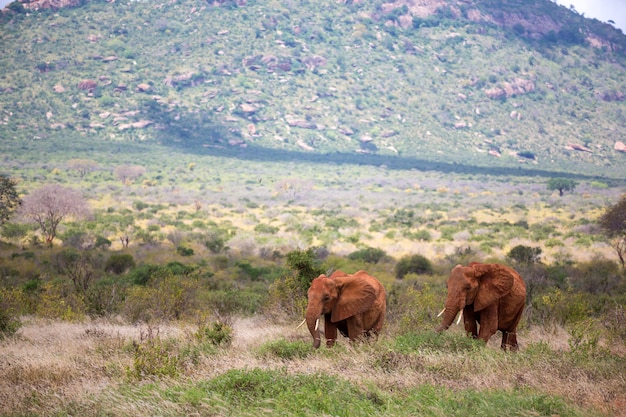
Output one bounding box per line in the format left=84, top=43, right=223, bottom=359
left=547, top=178, right=577, bottom=196
left=598, top=194, right=626, bottom=268
left=0, top=174, right=21, bottom=226
left=18, top=184, right=90, bottom=246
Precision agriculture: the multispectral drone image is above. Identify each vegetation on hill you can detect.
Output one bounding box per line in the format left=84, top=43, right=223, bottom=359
left=1, top=0, right=625, bottom=176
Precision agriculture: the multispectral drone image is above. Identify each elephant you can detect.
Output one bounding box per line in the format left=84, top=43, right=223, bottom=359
left=436, top=262, right=526, bottom=351
left=303, top=270, right=386, bottom=348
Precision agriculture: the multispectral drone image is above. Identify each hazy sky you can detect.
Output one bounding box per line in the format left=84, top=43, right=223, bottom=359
left=0, top=0, right=624, bottom=31
left=555, top=0, right=626, bottom=32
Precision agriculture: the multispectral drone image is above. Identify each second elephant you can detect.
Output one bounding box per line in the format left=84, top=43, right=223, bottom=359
left=436, top=262, right=526, bottom=350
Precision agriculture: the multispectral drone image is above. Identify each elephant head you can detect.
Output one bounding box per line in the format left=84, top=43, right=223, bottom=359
left=305, top=270, right=380, bottom=348
left=437, top=262, right=515, bottom=332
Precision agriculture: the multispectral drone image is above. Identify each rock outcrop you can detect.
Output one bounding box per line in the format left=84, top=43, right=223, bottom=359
left=18, top=0, right=83, bottom=10
left=614, top=142, right=626, bottom=153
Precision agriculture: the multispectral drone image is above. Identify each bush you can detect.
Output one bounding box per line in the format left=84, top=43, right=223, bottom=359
left=285, top=248, right=325, bottom=290
left=257, top=338, right=311, bottom=360
left=176, top=245, right=194, bottom=256
left=0, top=289, right=22, bottom=338
left=123, top=272, right=200, bottom=322
left=507, top=245, right=541, bottom=265
left=568, top=258, right=623, bottom=294
left=105, top=253, right=136, bottom=274
left=94, top=235, right=112, bottom=249
left=127, top=332, right=182, bottom=379
left=347, top=247, right=388, bottom=264
left=387, top=281, right=444, bottom=334
left=395, top=254, right=433, bottom=279
left=204, top=231, right=227, bottom=254
left=195, top=321, right=233, bottom=347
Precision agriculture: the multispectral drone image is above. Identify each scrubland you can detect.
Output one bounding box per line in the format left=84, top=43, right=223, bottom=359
left=1, top=139, right=625, bottom=416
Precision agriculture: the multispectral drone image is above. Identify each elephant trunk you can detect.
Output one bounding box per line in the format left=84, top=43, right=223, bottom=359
left=436, top=306, right=460, bottom=332
left=306, top=309, right=322, bottom=349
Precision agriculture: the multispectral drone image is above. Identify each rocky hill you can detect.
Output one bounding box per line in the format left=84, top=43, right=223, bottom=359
left=1, top=0, right=625, bottom=177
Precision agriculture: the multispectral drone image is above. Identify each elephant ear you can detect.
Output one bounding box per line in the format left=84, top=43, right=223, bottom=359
left=329, top=270, right=348, bottom=279
left=331, top=273, right=377, bottom=323
left=472, top=263, right=514, bottom=312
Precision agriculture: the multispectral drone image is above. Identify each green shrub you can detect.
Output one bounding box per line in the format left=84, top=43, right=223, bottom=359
left=127, top=264, right=160, bottom=285
left=395, top=254, right=433, bottom=279
left=127, top=333, right=182, bottom=379
left=286, top=248, right=325, bottom=290
left=94, top=235, right=112, bottom=249
left=204, top=231, right=227, bottom=254
left=257, top=338, right=311, bottom=360
left=0, top=289, right=22, bottom=338
left=176, top=245, right=194, bottom=256
left=105, top=253, right=136, bottom=274
left=34, top=282, right=85, bottom=321
left=132, top=200, right=149, bottom=211
left=408, top=229, right=432, bottom=241
left=568, top=258, right=623, bottom=294
left=347, top=247, right=388, bottom=264
left=531, top=289, right=590, bottom=327
left=388, top=282, right=444, bottom=334
left=507, top=245, right=542, bottom=265
left=194, top=321, right=233, bottom=347
left=254, top=223, right=279, bottom=234
left=122, top=272, right=200, bottom=321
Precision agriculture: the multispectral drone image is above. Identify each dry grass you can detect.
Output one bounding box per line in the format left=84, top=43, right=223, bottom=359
left=1, top=317, right=625, bottom=416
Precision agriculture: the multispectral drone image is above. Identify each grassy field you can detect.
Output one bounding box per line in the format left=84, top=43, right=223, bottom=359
left=1, top=316, right=625, bottom=417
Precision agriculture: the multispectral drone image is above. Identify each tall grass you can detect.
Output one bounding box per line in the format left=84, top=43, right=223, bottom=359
left=1, top=318, right=621, bottom=417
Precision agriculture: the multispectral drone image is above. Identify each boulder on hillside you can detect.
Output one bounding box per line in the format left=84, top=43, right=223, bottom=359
left=136, top=83, right=151, bottom=92
left=285, top=115, right=317, bottom=129
left=485, top=78, right=535, bottom=99
left=566, top=143, right=593, bottom=153
left=77, top=79, right=97, bottom=92
left=21, top=0, right=82, bottom=10
left=614, top=141, right=626, bottom=153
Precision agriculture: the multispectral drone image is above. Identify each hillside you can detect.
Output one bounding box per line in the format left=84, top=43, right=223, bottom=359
left=1, top=0, right=625, bottom=177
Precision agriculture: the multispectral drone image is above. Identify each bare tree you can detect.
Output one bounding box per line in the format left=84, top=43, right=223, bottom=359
left=67, top=159, right=99, bottom=177
left=114, top=164, right=146, bottom=185
left=54, top=248, right=102, bottom=293
left=19, top=184, right=90, bottom=246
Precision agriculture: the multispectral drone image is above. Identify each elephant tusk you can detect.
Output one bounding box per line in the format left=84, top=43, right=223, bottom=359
left=437, top=308, right=446, bottom=318
left=296, top=318, right=306, bottom=330
left=315, top=318, right=320, bottom=332
left=456, top=311, right=463, bottom=325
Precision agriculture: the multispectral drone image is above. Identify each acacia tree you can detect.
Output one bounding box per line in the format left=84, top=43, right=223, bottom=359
left=19, top=184, right=90, bottom=246
left=114, top=164, right=146, bottom=185
left=598, top=195, right=626, bottom=268
left=67, top=159, right=99, bottom=177
left=0, top=174, right=21, bottom=226
left=547, top=178, right=577, bottom=196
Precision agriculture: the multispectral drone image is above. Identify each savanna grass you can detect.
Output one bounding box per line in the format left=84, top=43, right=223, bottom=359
left=79, top=368, right=597, bottom=417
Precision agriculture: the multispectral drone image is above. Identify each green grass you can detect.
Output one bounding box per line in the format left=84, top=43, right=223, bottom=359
left=80, top=368, right=594, bottom=417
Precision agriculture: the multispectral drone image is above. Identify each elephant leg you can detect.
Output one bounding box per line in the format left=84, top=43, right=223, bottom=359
left=501, top=331, right=519, bottom=351
left=463, top=306, right=478, bottom=338
left=346, top=315, right=365, bottom=342
left=324, top=315, right=338, bottom=347
left=477, top=304, right=498, bottom=343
